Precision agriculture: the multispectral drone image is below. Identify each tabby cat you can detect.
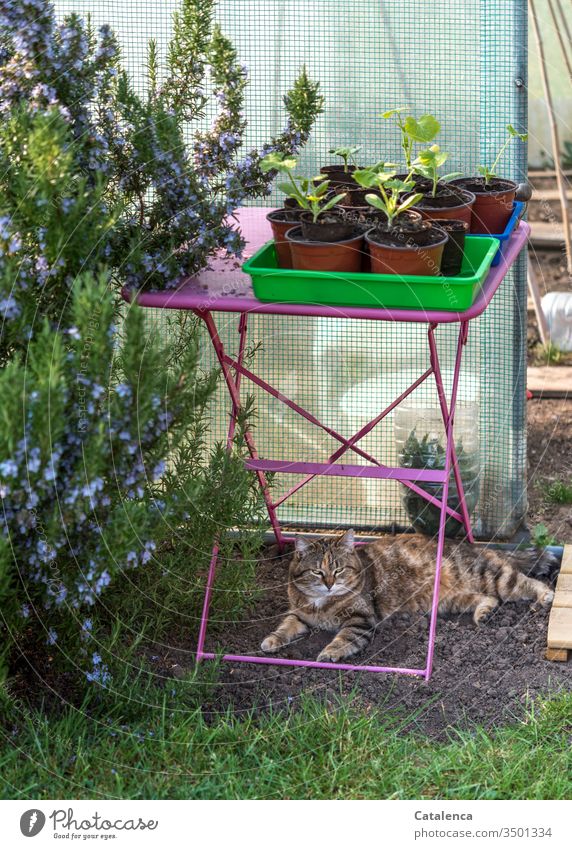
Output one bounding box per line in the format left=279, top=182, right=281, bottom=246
left=261, top=530, right=555, bottom=663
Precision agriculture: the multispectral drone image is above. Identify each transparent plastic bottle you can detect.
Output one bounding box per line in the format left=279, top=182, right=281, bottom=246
left=542, top=292, right=572, bottom=352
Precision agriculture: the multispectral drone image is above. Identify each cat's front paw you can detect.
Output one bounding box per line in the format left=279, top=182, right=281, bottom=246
left=317, top=644, right=347, bottom=663
left=261, top=634, right=283, bottom=653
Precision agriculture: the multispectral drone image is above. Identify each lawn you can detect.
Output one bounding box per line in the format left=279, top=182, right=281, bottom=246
left=2, top=680, right=572, bottom=800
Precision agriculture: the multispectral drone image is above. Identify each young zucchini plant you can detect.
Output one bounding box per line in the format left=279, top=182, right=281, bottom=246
left=412, top=144, right=462, bottom=197
left=328, top=145, right=362, bottom=172
left=478, top=124, right=528, bottom=185
left=381, top=108, right=441, bottom=172
left=261, top=152, right=346, bottom=221
left=353, top=167, right=423, bottom=227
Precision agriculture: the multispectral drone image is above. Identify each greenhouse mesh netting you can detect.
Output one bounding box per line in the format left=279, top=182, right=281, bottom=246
left=55, top=0, right=529, bottom=538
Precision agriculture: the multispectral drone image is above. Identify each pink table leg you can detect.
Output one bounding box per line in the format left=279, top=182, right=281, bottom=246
left=195, top=310, right=285, bottom=663
left=424, top=320, right=471, bottom=679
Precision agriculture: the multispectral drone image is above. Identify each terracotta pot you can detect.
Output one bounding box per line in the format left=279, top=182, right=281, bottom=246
left=320, top=164, right=358, bottom=186
left=336, top=187, right=379, bottom=208
left=341, top=209, right=422, bottom=273
left=299, top=210, right=355, bottom=242
left=266, top=209, right=303, bottom=268
left=451, top=178, right=517, bottom=234
left=286, top=226, right=364, bottom=273
left=413, top=188, right=476, bottom=228
left=365, top=226, right=448, bottom=276
left=432, top=219, right=468, bottom=276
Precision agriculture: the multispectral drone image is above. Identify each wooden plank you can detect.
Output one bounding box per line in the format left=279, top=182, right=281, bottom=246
left=547, top=607, right=572, bottom=649
left=561, top=546, right=572, bottom=574
left=556, top=573, right=572, bottom=592
left=530, top=221, right=568, bottom=248
left=527, top=366, right=572, bottom=397
left=553, top=592, right=572, bottom=608
left=529, top=169, right=572, bottom=178
left=530, top=188, right=572, bottom=201
left=545, top=647, right=569, bottom=662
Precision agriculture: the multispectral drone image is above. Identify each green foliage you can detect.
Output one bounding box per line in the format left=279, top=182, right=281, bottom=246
left=0, top=1, right=270, bottom=684
left=531, top=523, right=559, bottom=547
left=282, top=65, right=324, bottom=138
left=381, top=108, right=441, bottom=171
left=412, top=143, right=462, bottom=196
left=262, top=153, right=346, bottom=221
left=353, top=167, right=422, bottom=225
left=478, top=124, right=528, bottom=185
left=543, top=480, right=572, bottom=505
left=328, top=145, right=362, bottom=172
left=1, top=685, right=571, bottom=799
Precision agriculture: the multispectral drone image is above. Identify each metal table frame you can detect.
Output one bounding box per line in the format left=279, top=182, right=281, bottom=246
left=128, top=209, right=529, bottom=680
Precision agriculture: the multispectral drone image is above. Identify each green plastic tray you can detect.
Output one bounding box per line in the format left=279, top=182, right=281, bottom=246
left=242, top=236, right=500, bottom=312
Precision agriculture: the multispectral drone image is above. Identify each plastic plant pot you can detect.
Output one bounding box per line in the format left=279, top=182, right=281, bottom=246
left=412, top=188, right=476, bottom=228
left=285, top=226, right=364, bottom=273
left=266, top=208, right=303, bottom=268
left=472, top=201, right=524, bottom=267
left=300, top=210, right=356, bottom=242
left=432, top=219, right=469, bottom=276
left=320, top=164, right=358, bottom=186
left=394, top=406, right=481, bottom=538
left=451, top=177, right=517, bottom=234
left=365, top=224, right=448, bottom=276
left=336, top=187, right=382, bottom=208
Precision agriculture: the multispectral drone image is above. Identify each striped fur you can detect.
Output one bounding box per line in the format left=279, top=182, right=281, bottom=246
left=260, top=530, right=555, bottom=663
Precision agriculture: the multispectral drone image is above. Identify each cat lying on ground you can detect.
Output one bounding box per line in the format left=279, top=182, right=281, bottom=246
left=261, top=530, right=556, bottom=663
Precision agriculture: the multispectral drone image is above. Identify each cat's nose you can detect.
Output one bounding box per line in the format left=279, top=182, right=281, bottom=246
left=323, top=577, right=335, bottom=590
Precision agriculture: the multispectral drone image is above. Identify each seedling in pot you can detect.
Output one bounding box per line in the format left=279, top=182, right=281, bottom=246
left=381, top=108, right=441, bottom=172
left=478, top=125, right=528, bottom=186
left=261, top=153, right=354, bottom=245
left=353, top=167, right=423, bottom=227
left=328, top=145, right=362, bottom=173
left=451, top=125, right=528, bottom=234
left=260, top=152, right=346, bottom=220
left=412, top=144, right=462, bottom=197
left=354, top=167, right=448, bottom=276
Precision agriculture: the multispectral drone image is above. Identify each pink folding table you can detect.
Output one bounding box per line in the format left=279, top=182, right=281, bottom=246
left=126, top=208, right=530, bottom=680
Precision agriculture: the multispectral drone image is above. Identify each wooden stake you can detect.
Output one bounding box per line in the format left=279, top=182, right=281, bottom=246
left=527, top=255, right=550, bottom=347
left=529, top=0, right=572, bottom=275
left=547, top=0, right=572, bottom=79
left=554, top=0, right=572, bottom=49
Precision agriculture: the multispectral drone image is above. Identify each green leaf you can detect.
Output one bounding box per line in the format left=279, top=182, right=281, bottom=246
left=381, top=107, right=407, bottom=119
left=507, top=124, right=528, bottom=141
left=365, top=193, right=388, bottom=213
left=260, top=152, right=297, bottom=174
left=397, top=193, right=423, bottom=213
left=320, top=193, right=347, bottom=214
left=353, top=168, right=380, bottom=189
left=404, top=114, right=440, bottom=143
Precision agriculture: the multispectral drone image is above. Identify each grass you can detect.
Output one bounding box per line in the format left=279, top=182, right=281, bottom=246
left=543, top=480, right=572, bottom=505
left=531, top=522, right=560, bottom=547
left=1, top=682, right=572, bottom=800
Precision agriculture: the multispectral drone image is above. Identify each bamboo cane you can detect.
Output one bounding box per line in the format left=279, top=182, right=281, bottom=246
left=554, top=0, right=572, bottom=48
left=547, top=0, right=572, bottom=78
left=529, top=0, right=572, bottom=275
left=528, top=255, right=551, bottom=347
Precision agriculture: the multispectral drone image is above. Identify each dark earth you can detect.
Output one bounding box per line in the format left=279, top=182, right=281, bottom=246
left=159, top=539, right=572, bottom=739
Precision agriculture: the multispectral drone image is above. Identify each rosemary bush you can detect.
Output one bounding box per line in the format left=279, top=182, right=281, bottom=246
left=0, top=0, right=322, bottom=683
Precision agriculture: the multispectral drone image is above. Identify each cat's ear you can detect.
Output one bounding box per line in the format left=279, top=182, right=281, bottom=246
left=295, top=536, right=311, bottom=555
left=337, top=528, right=355, bottom=550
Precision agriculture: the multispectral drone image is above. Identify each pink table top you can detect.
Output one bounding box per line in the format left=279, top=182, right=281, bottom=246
left=126, top=208, right=530, bottom=325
